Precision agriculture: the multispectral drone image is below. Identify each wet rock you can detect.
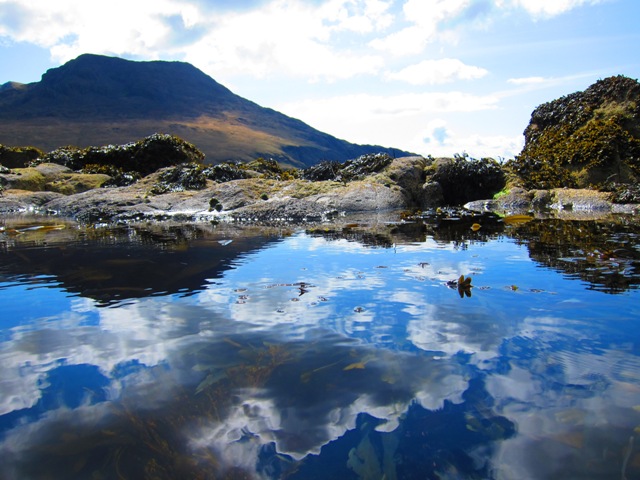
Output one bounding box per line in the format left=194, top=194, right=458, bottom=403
left=301, top=161, right=342, bottom=181
left=604, top=182, right=640, bottom=204
left=230, top=198, right=336, bottom=223
left=421, top=181, right=445, bottom=207
left=465, top=188, right=638, bottom=216
left=202, top=162, right=252, bottom=183
left=0, top=190, right=64, bottom=214
left=2, top=150, right=636, bottom=225
left=309, top=181, right=406, bottom=212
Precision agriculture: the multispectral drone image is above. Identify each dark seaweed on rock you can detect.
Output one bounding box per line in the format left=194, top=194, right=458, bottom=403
left=302, top=153, right=393, bottom=182
left=509, top=75, right=640, bottom=190
left=202, top=162, right=252, bottom=183
left=427, top=156, right=506, bottom=205
left=36, top=133, right=205, bottom=176
left=148, top=163, right=208, bottom=194
left=0, top=144, right=43, bottom=168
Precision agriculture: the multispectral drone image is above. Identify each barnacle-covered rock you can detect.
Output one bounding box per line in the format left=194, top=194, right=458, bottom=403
left=509, top=75, right=640, bottom=189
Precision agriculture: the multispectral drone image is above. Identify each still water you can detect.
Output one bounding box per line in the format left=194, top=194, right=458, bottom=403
left=1, top=213, right=640, bottom=479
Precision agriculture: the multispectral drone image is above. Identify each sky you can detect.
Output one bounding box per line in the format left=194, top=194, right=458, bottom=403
left=0, top=0, right=638, bottom=160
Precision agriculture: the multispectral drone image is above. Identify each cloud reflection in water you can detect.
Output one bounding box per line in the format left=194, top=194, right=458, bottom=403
left=1, top=225, right=640, bottom=478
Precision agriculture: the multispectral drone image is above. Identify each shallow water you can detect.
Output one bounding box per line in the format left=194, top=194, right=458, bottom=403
left=1, top=214, right=640, bottom=479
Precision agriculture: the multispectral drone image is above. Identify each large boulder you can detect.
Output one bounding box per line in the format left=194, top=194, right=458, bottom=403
left=425, top=156, right=506, bottom=205
left=509, top=75, right=640, bottom=189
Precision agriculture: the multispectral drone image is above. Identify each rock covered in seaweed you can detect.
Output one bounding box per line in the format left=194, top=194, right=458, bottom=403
left=36, top=133, right=205, bottom=176
left=509, top=75, right=640, bottom=189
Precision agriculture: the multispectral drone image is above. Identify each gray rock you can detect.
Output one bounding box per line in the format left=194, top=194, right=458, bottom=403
left=0, top=191, right=64, bottom=214
left=465, top=187, right=640, bottom=216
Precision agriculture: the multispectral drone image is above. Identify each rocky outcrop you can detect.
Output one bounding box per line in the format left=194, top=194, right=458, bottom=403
left=4, top=127, right=639, bottom=224
left=37, top=133, right=205, bottom=176
left=0, top=155, right=445, bottom=223
left=0, top=163, right=111, bottom=194
left=508, top=75, right=640, bottom=190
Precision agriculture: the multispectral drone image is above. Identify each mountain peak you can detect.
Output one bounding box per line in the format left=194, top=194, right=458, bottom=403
left=0, top=54, right=413, bottom=167
left=27, top=54, right=237, bottom=118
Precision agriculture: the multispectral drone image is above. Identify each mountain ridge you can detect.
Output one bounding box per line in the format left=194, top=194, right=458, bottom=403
left=0, top=54, right=413, bottom=167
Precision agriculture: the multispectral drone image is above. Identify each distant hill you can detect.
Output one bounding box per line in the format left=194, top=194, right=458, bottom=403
left=0, top=54, right=413, bottom=168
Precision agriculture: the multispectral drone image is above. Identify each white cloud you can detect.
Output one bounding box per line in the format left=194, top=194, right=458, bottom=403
left=370, top=0, right=471, bottom=55
left=403, top=0, right=471, bottom=24
left=279, top=90, right=498, bottom=121
left=319, top=0, right=395, bottom=34
left=274, top=91, right=498, bottom=155
left=387, top=58, right=489, bottom=85
left=498, top=0, right=603, bottom=17
left=0, top=0, right=202, bottom=61
left=0, top=0, right=392, bottom=82
left=183, top=0, right=390, bottom=82
left=507, top=76, right=548, bottom=85
left=416, top=119, right=523, bottom=159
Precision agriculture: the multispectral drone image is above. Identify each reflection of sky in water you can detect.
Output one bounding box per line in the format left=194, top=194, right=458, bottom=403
left=1, top=231, right=640, bottom=478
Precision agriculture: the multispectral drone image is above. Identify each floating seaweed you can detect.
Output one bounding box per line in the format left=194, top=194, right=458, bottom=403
left=447, top=275, right=473, bottom=298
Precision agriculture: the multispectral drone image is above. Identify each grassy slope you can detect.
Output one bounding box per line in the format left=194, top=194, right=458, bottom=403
left=0, top=114, right=316, bottom=167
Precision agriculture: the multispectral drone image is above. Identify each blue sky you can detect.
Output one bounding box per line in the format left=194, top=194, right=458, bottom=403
left=0, top=0, right=638, bottom=159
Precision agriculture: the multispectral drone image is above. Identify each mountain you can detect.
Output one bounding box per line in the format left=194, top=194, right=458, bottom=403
left=0, top=54, right=412, bottom=168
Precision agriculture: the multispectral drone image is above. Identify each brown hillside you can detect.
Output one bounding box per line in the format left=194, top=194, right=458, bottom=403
left=0, top=54, right=412, bottom=167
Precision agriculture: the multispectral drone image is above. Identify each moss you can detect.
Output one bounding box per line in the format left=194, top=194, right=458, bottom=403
left=301, top=153, right=393, bottom=183
left=46, top=173, right=112, bottom=195
left=493, top=188, right=510, bottom=199
left=9, top=168, right=47, bottom=191
left=203, top=162, right=251, bottom=183
left=82, top=163, right=141, bottom=187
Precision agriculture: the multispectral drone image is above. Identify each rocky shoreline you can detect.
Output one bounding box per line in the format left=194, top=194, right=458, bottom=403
left=465, top=187, right=640, bottom=219
left=3, top=74, right=640, bottom=226
left=1, top=154, right=638, bottom=226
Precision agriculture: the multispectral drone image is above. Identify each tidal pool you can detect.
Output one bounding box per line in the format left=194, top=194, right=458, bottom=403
left=1, top=213, right=640, bottom=479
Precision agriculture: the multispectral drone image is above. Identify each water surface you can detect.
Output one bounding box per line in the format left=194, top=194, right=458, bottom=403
left=1, top=214, right=640, bottom=479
